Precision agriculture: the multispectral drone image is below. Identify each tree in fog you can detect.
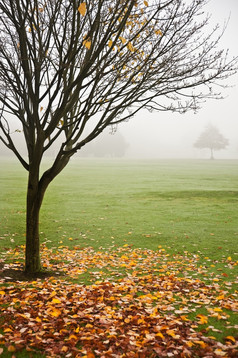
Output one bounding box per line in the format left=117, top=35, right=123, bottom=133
left=194, top=124, right=229, bottom=159
left=0, top=0, right=237, bottom=274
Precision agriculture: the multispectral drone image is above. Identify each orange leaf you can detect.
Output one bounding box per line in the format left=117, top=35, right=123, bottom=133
left=86, top=353, right=95, bottom=358
left=69, top=334, right=78, bottom=341
left=197, top=314, right=208, bottom=325
left=78, top=3, right=86, bottom=16
left=83, top=39, right=91, bottom=49
left=127, top=42, right=135, bottom=52
left=155, top=29, right=163, bottom=36
left=156, top=332, right=164, bottom=339
left=48, top=308, right=61, bottom=317
left=8, top=345, right=16, bottom=352
left=52, top=298, right=61, bottom=304
left=119, top=36, right=127, bottom=44
left=108, top=39, right=113, bottom=48
left=61, top=346, right=68, bottom=353
left=194, top=341, right=207, bottom=348
left=89, top=353, right=96, bottom=358
left=166, top=329, right=176, bottom=337
left=4, top=328, right=13, bottom=333
left=213, top=307, right=223, bottom=312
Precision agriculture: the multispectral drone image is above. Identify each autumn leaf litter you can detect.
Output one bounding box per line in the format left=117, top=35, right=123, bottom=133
left=0, top=245, right=237, bottom=357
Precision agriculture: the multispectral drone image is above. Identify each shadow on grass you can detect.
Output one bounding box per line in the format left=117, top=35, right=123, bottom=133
left=0, top=262, right=64, bottom=282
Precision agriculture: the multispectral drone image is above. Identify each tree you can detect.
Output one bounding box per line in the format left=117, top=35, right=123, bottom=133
left=0, top=0, right=237, bottom=274
left=194, top=124, right=229, bottom=159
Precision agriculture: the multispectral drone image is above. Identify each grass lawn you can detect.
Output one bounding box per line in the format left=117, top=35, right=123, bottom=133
left=0, top=157, right=238, bottom=357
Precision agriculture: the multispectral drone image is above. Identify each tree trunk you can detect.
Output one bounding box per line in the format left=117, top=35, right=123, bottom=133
left=210, top=148, right=214, bottom=160
left=25, top=167, right=44, bottom=274
left=24, top=153, right=71, bottom=274
left=25, top=193, right=41, bottom=274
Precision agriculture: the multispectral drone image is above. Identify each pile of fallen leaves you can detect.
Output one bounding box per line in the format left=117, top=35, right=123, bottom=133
left=0, top=245, right=237, bottom=357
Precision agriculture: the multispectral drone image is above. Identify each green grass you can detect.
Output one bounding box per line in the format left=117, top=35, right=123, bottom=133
left=0, top=157, right=238, bottom=356
left=1, top=157, right=237, bottom=261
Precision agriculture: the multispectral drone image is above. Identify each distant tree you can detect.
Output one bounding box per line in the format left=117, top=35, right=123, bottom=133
left=0, top=0, right=237, bottom=274
left=194, top=124, right=229, bottom=159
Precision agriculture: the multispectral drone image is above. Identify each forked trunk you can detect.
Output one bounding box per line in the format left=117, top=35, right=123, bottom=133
left=24, top=154, right=70, bottom=274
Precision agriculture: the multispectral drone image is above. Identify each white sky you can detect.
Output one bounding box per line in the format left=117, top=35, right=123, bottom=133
left=0, top=0, right=237, bottom=160
left=119, top=0, right=238, bottom=159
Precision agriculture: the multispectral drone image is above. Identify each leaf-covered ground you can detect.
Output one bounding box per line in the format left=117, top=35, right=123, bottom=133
left=0, top=245, right=238, bottom=357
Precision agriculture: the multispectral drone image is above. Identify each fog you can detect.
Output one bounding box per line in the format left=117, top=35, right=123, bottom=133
left=117, top=0, right=238, bottom=159
left=0, top=0, right=237, bottom=160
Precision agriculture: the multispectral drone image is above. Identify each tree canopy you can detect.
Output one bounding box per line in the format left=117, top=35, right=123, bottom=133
left=194, top=124, right=229, bottom=159
left=0, top=0, right=237, bottom=168
left=0, top=0, right=237, bottom=273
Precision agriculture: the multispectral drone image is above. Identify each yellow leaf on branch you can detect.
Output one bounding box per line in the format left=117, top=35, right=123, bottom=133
left=78, top=2, right=86, bottom=16
left=119, top=36, right=127, bottom=44
left=127, top=41, right=135, bottom=52
left=83, top=39, right=91, bottom=49
left=155, top=29, right=163, bottom=36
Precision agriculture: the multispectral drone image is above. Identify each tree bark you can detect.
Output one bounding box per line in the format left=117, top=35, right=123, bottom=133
left=25, top=166, right=44, bottom=274
left=25, top=191, right=41, bottom=274
left=24, top=153, right=71, bottom=274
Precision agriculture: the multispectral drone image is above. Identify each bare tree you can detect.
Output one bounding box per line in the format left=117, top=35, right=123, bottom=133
left=194, top=124, right=229, bottom=159
left=0, top=0, right=237, bottom=274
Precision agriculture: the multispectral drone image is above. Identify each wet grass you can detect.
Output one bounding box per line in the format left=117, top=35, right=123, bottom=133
left=0, top=157, right=238, bottom=261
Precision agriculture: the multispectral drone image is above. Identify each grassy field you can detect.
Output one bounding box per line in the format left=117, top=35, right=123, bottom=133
left=0, top=157, right=238, bottom=258
left=0, top=157, right=238, bottom=356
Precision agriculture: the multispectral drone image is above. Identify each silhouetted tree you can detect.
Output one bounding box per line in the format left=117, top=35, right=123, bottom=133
left=194, top=124, right=229, bottom=159
left=0, top=0, right=237, bottom=273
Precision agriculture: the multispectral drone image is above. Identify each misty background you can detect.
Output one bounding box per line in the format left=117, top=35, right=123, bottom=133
left=0, top=0, right=237, bottom=160
left=117, top=0, right=238, bottom=159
